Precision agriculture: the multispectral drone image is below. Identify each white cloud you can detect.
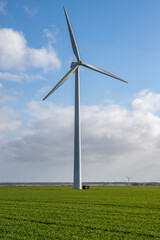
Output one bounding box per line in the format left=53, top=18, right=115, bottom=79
left=1, top=90, right=160, bottom=182
left=28, top=46, right=61, bottom=71
left=36, top=86, right=51, bottom=96
left=23, top=5, right=38, bottom=17
left=44, top=25, right=59, bottom=44
left=0, top=82, right=17, bottom=104
left=132, top=89, right=160, bottom=113
left=0, top=72, right=45, bottom=82
left=0, top=95, right=15, bottom=104
left=0, top=106, right=22, bottom=139
left=0, top=28, right=61, bottom=71
left=0, top=1, right=7, bottom=14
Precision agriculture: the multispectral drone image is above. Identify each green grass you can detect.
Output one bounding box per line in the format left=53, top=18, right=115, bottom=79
left=0, top=186, right=160, bottom=239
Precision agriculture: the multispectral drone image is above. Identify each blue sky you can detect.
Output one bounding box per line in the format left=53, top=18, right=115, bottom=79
left=0, top=0, right=160, bottom=182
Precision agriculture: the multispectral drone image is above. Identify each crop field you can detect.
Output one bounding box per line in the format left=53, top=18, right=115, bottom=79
left=0, top=186, right=160, bottom=240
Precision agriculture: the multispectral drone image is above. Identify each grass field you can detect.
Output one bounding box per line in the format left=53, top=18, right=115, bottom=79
left=0, top=186, right=160, bottom=240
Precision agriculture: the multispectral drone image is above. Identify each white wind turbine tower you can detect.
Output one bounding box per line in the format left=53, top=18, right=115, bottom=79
left=126, top=176, right=132, bottom=185
left=43, top=7, right=128, bottom=189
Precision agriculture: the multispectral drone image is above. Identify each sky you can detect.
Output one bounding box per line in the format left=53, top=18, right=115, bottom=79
left=0, top=0, right=160, bottom=183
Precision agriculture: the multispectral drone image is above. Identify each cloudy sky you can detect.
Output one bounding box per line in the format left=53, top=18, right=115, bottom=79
left=0, top=0, right=160, bottom=182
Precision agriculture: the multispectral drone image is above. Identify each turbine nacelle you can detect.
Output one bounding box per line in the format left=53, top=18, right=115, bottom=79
left=70, top=61, right=82, bottom=69
left=70, top=62, right=75, bottom=68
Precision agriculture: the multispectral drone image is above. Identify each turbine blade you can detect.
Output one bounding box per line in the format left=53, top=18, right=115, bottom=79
left=43, top=65, right=79, bottom=101
left=81, top=62, right=128, bottom=83
left=63, top=6, right=80, bottom=61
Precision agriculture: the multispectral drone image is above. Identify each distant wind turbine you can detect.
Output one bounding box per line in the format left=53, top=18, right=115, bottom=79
left=126, top=176, right=132, bottom=185
left=43, top=7, right=128, bottom=189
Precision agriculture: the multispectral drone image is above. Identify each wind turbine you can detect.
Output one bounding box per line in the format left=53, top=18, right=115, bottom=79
left=43, top=7, right=128, bottom=190
left=126, top=176, right=132, bottom=185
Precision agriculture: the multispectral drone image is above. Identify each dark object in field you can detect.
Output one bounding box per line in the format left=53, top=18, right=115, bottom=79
left=83, top=185, right=90, bottom=190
